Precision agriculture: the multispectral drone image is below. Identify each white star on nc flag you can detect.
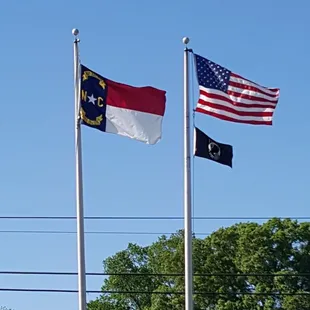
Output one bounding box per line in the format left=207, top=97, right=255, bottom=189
left=87, top=94, right=97, bottom=105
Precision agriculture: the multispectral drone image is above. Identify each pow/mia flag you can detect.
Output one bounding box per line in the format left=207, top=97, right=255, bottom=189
left=194, top=127, right=233, bottom=168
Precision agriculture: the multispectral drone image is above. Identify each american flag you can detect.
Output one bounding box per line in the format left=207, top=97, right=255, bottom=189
left=194, top=54, right=280, bottom=125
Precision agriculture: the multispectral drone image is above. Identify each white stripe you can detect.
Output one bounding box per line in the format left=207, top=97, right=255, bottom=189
left=230, top=75, right=279, bottom=97
left=193, top=127, right=197, bottom=156
left=196, top=103, right=273, bottom=122
left=199, top=94, right=275, bottom=113
left=227, top=85, right=279, bottom=102
left=105, top=105, right=163, bottom=144
left=199, top=86, right=277, bottom=107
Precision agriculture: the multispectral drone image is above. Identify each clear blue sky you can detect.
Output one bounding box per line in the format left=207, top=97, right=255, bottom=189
left=1, top=0, right=309, bottom=309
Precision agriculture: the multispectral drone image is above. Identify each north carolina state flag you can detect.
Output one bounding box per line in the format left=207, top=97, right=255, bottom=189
left=80, top=65, right=166, bottom=145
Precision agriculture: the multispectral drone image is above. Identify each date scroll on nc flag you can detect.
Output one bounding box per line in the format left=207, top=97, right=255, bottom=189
left=194, top=54, right=280, bottom=125
left=79, top=65, right=166, bottom=144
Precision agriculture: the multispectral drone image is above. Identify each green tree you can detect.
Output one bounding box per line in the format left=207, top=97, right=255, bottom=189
left=87, top=218, right=310, bottom=310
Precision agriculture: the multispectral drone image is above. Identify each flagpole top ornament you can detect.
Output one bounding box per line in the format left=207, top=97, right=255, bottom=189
left=182, top=37, right=190, bottom=45
left=72, top=28, right=79, bottom=36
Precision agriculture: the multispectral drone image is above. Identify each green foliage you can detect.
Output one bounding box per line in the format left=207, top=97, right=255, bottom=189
left=87, top=218, right=310, bottom=310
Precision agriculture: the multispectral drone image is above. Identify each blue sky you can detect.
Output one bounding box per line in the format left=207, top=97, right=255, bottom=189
left=1, top=0, right=309, bottom=309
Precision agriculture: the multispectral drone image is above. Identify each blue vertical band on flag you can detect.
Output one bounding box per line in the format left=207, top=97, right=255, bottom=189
left=80, top=65, right=107, bottom=132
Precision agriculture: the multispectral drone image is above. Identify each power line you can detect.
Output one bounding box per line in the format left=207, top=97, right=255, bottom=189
left=0, top=216, right=309, bottom=220
left=0, top=288, right=308, bottom=296
left=0, top=230, right=211, bottom=236
left=1, top=271, right=310, bottom=277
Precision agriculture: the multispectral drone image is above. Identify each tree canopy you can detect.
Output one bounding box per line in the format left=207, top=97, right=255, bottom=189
left=87, top=218, right=310, bottom=310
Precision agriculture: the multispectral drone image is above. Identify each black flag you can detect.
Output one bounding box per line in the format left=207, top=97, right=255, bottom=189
left=194, top=127, right=233, bottom=168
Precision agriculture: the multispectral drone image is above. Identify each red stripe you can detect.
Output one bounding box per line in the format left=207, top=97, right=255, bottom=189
left=198, top=99, right=273, bottom=117
left=199, top=90, right=277, bottom=109
left=106, top=79, right=166, bottom=116
left=228, top=81, right=279, bottom=99
left=195, top=107, right=272, bottom=125
left=230, top=73, right=279, bottom=93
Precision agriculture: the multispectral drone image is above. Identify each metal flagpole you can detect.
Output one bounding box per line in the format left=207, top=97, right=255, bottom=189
left=72, top=28, right=87, bottom=310
left=183, top=37, right=193, bottom=310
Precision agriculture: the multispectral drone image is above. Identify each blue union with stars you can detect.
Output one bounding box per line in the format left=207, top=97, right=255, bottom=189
left=79, top=65, right=107, bottom=131
left=194, top=54, right=231, bottom=93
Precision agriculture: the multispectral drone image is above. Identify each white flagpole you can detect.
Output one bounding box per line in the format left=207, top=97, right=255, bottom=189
left=72, top=28, right=87, bottom=310
left=182, top=37, right=193, bottom=310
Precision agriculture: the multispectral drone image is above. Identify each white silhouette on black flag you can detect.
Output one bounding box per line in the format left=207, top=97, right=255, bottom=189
left=194, top=127, right=233, bottom=168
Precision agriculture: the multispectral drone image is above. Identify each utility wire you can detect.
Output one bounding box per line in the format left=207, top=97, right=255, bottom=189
left=0, top=216, right=309, bottom=220
left=0, top=230, right=211, bottom=236
left=1, top=271, right=310, bottom=277
left=0, top=288, right=308, bottom=296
